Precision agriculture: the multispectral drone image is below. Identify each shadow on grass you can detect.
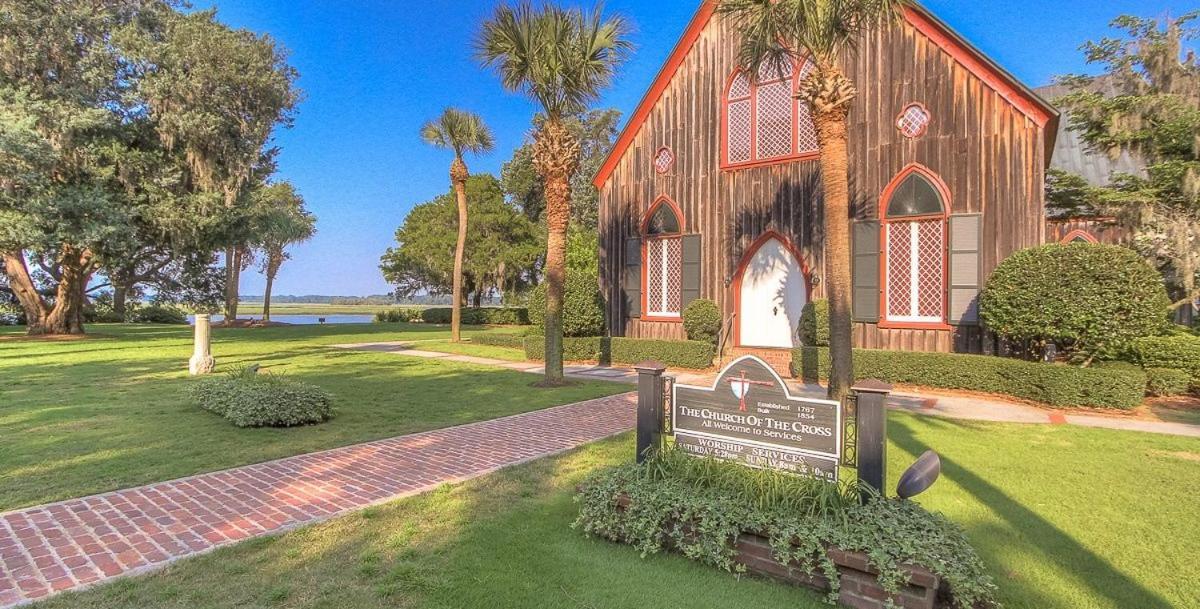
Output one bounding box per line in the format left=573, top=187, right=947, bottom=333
left=889, top=416, right=1174, bottom=609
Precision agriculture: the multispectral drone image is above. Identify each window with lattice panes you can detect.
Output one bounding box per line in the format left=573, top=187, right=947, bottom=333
left=654, top=147, right=675, bottom=174
left=642, top=201, right=684, bottom=317
left=896, top=103, right=931, bottom=138
left=723, top=57, right=819, bottom=167
left=883, top=171, right=947, bottom=324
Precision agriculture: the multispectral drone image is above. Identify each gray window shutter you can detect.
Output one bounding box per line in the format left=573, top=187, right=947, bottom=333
left=852, top=221, right=881, bottom=322
left=948, top=214, right=982, bottom=325
left=681, top=234, right=702, bottom=309
left=623, top=237, right=641, bottom=318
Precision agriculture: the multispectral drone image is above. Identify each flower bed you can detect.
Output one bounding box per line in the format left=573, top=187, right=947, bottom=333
left=575, top=455, right=997, bottom=609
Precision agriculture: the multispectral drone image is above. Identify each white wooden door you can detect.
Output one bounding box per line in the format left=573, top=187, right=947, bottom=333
left=738, top=238, right=808, bottom=348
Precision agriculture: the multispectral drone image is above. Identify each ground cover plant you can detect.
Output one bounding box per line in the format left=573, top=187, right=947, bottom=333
left=188, top=367, right=335, bottom=427
left=0, top=323, right=626, bottom=511
left=575, top=449, right=998, bottom=607
left=26, top=419, right=1200, bottom=609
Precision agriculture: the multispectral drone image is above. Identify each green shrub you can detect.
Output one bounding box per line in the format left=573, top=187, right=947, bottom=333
left=1145, top=368, right=1192, bottom=397
left=1129, top=334, right=1200, bottom=378
left=682, top=299, right=722, bottom=345
left=187, top=368, right=335, bottom=428
left=980, top=244, right=1170, bottom=361
left=575, top=454, right=997, bottom=609
left=472, top=333, right=526, bottom=349
left=523, top=336, right=714, bottom=369
left=791, top=347, right=1147, bottom=409
left=131, top=305, right=188, bottom=325
left=375, top=307, right=423, bottom=323
left=421, top=307, right=529, bottom=325
left=527, top=272, right=605, bottom=337
left=798, top=300, right=830, bottom=347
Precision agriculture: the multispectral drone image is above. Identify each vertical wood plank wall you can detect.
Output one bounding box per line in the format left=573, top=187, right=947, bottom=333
left=598, top=13, right=1048, bottom=353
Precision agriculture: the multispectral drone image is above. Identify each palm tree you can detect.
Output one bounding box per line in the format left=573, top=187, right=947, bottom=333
left=420, top=108, right=495, bottom=342
left=718, top=0, right=904, bottom=399
left=254, top=182, right=317, bottom=323
left=477, top=2, right=631, bottom=384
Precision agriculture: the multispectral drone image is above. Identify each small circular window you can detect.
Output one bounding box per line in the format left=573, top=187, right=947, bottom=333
left=654, top=147, right=675, bottom=174
left=896, top=103, right=931, bottom=138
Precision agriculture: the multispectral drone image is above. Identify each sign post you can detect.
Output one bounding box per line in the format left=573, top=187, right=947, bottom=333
left=851, top=380, right=892, bottom=502
left=633, top=361, right=668, bottom=464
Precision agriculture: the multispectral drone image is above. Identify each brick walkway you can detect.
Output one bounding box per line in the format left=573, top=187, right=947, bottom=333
left=0, top=394, right=636, bottom=608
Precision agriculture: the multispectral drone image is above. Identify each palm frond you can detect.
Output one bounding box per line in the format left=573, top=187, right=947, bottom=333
left=718, top=0, right=905, bottom=76
left=420, top=108, right=496, bottom=158
left=476, top=2, right=631, bottom=119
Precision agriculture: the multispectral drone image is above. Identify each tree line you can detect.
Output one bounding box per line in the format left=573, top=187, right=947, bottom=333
left=0, top=1, right=314, bottom=334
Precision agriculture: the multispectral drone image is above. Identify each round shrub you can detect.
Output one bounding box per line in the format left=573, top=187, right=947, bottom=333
left=682, top=299, right=721, bottom=345
left=131, top=305, right=188, bottom=325
left=187, top=368, right=335, bottom=428
left=980, top=244, right=1170, bottom=361
left=1145, top=368, right=1192, bottom=397
left=527, top=272, right=605, bottom=338
left=798, top=300, right=830, bottom=347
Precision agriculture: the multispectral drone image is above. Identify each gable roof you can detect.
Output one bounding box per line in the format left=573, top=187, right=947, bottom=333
left=594, top=1, right=1060, bottom=190
left=1036, top=80, right=1146, bottom=186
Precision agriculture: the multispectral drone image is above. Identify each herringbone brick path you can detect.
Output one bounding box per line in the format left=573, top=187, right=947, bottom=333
left=0, top=393, right=635, bottom=608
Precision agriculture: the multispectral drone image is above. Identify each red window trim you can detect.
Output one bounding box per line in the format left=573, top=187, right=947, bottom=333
left=719, top=59, right=820, bottom=171
left=653, top=146, right=676, bottom=174
left=640, top=196, right=685, bottom=323
left=878, top=164, right=952, bottom=331
left=730, top=230, right=812, bottom=348
left=896, top=102, right=931, bottom=139
left=1060, top=229, right=1098, bottom=244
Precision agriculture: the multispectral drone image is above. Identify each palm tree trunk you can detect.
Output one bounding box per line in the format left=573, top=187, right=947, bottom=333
left=224, top=246, right=240, bottom=321
left=263, top=253, right=281, bottom=323
left=813, top=103, right=854, bottom=401
left=532, top=119, right=580, bottom=385
left=450, top=159, right=470, bottom=343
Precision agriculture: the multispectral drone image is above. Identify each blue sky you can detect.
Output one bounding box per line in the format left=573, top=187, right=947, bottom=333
left=199, top=0, right=1194, bottom=297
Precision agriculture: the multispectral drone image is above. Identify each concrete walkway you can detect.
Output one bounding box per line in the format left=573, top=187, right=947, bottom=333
left=335, top=341, right=1200, bottom=439
left=0, top=394, right=636, bottom=608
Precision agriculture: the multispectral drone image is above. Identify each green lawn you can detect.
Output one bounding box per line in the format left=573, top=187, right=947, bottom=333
left=415, top=340, right=529, bottom=362
left=0, top=323, right=624, bottom=511
left=30, top=418, right=1200, bottom=609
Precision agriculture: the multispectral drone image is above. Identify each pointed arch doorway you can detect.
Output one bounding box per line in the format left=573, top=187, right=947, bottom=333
left=733, top=232, right=810, bottom=349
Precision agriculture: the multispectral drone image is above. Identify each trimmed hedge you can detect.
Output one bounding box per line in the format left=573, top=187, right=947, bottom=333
left=791, top=347, right=1147, bottom=409
left=980, top=243, right=1171, bottom=361
left=187, top=369, right=335, bottom=428
left=682, top=299, right=722, bottom=345
left=798, top=300, right=830, bottom=347
left=1145, top=368, right=1192, bottom=397
left=471, top=333, right=526, bottom=349
left=524, top=336, right=715, bottom=370
left=131, top=305, right=188, bottom=325
left=1129, top=334, right=1200, bottom=379
left=376, top=307, right=530, bottom=325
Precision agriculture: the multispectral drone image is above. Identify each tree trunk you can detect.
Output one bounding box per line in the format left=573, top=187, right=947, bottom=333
left=41, top=247, right=90, bottom=336
left=2, top=250, right=49, bottom=333
left=112, top=281, right=129, bottom=320
left=473, top=288, right=483, bottom=309
left=532, top=119, right=581, bottom=385
left=224, top=246, right=240, bottom=321
left=807, top=68, right=857, bottom=401
left=450, top=158, right=470, bottom=343
left=263, top=253, right=282, bottom=323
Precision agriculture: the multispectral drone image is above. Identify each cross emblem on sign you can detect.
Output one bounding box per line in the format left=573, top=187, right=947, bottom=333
left=727, top=371, right=773, bottom=412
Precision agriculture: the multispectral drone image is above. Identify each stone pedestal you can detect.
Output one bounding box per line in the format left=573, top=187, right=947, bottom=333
left=189, top=314, right=215, bottom=375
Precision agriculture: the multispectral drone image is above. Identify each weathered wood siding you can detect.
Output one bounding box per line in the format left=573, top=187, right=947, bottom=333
left=599, top=11, right=1048, bottom=352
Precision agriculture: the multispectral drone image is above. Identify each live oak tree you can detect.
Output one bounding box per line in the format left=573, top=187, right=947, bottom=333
left=420, top=109, right=496, bottom=342
left=1057, top=12, right=1200, bottom=315
left=127, top=8, right=301, bottom=322
left=718, top=0, right=904, bottom=399
left=380, top=175, right=543, bottom=305
left=478, top=2, right=631, bottom=384
left=253, top=182, right=316, bottom=323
